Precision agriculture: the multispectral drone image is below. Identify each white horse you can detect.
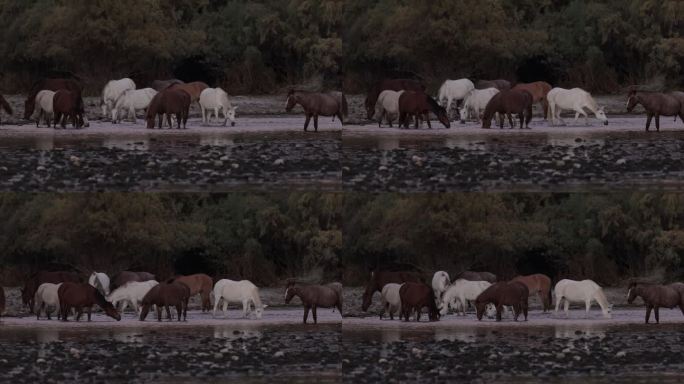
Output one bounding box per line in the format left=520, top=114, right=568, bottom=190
left=547, top=88, right=608, bottom=126
left=107, top=280, right=159, bottom=315
left=440, top=279, right=492, bottom=316
left=88, top=272, right=110, bottom=296
left=212, top=279, right=267, bottom=319
left=102, top=78, right=136, bottom=119
left=34, top=283, right=62, bottom=320
left=32, top=90, right=56, bottom=127
left=112, top=88, right=158, bottom=123
left=199, top=88, right=238, bottom=127
left=554, top=279, right=613, bottom=318
left=459, top=88, right=500, bottom=123
left=373, top=90, right=405, bottom=127
left=431, top=271, right=450, bottom=305
left=438, top=79, right=475, bottom=119
left=379, top=283, right=403, bottom=320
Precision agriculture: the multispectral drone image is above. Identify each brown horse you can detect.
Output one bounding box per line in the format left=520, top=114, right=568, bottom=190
left=0, top=95, right=12, bottom=125
left=22, top=271, right=82, bottom=312
left=140, top=282, right=191, bottom=322
left=58, top=282, right=121, bottom=322
left=168, top=81, right=209, bottom=103
left=455, top=271, right=497, bottom=283
left=53, top=90, right=85, bottom=129
left=285, top=281, right=343, bottom=324
left=627, top=89, right=684, bottom=132
left=24, top=78, right=83, bottom=120
left=365, top=79, right=426, bottom=119
left=166, top=274, right=213, bottom=312
left=110, top=271, right=156, bottom=291
left=399, top=282, right=440, bottom=322
left=476, top=79, right=512, bottom=91
left=627, top=282, right=684, bottom=324
left=151, top=79, right=185, bottom=92
left=512, top=81, right=552, bottom=119
left=362, top=270, right=423, bottom=311
left=286, top=90, right=347, bottom=132
left=146, top=89, right=191, bottom=129
left=482, top=90, right=534, bottom=129
left=0, top=286, right=5, bottom=317
left=398, top=91, right=450, bottom=129
left=475, top=281, right=529, bottom=321
left=511, top=274, right=552, bottom=311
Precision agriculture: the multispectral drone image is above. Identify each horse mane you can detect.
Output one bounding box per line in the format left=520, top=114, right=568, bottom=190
left=92, top=287, right=110, bottom=307
left=426, top=95, right=445, bottom=114
left=592, top=286, right=610, bottom=310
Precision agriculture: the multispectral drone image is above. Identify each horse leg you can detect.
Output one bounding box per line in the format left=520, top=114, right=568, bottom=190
left=425, top=113, right=432, bottom=129
left=303, top=305, right=310, bottom=324
left=87, top=307, right=92, bottom=322
left=507, top=113, right=514, bottom=129
left=655, top=114, right=660, bottom=132
left=564, top=299, right=570, bottom=318
left=585, top=299, right=592, bottom=318
left=654, top=307, right=660, bottom=324
left=312, top=305, right=318, bottom=324
left=222, top=299, right=229, bottom=318
left=157, top=305, right=162, bottom=322
left=496, top=304, right=503, bottom=321
left=165, top=305, right=172, bottom=321
left=176, top=304, right=182, bottom=322
left=446, top=98, right=453, bottom=121
left=304, top=114, right=311, bottom=132
left=645, top=113, right=653, bottom=132
left=314, top=115, right=319, bottom=132
left=645, top=305, right=652, bottom=324
left=518, top=112, right=524, bottom=129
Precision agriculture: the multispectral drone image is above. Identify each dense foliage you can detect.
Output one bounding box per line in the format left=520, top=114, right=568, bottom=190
left=0, top=0, right=682, bottom=93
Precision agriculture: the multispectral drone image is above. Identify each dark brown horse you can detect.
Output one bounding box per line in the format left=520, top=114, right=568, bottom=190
left=53, top=90, right=85, bottom=129
left=455, top=271, right=497, bottom=283
left=475, top=281, right=529, bottom=321
left=285, top=281, right=343, bottom=324
left=22, top=271, right=82, bottom=312
left=627, top=89, right=684, bottom=132
left=512, top=81, right=552, bottom=119
left=169, top=82, right=209, bottom=103
left=365, top=79, right=426, bottom=119
left=24, top=78, right=84, bottom=120
left=286, top=90, right=347, bottom=132
left=398, top=91, right=450, bottom=129
left=399, top=282, right=440, bottom=322
left=166, top=274, right=213, bottom=312
left=58, top=282, right=121, bottom=322
left=0, top=95, right=12, bottom=125
left=362, top=270, right=423, bottom=311
left=110, top=271, right=156, bottom=291
left=0, top=286, right=5, bottom=317
left=151, top=79, right=185, bottom=92
left=482, top=90, right=534, bottom=129
left=146, top=89, right=191, bottom=129
left=511, top=274, right=552, bottom=311
left=476, top=79, right=512, bottom=91
left=627, top=282, right=684, bottom=324
left=140, top=282, right=191, bottom=322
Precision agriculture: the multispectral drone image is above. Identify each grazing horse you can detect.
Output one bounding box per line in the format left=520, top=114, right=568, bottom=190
left=511, top=274, right=552, bottom=312
left=459, top=88, right=500, bottom=123
left=112, top=88, right=158, bottom=123
left=0, top=94, right=12, bottom=125
left=21, top=271, right=81, bottom=312
left=476, top=79, right=512, bottom=91
left=150, top=79, right=185, bottom=92
left=362, top=270, right=423, bottom=311
left=107, top=280, right=159, bottom=314
left=286, top=90, right=347, bottom=132
left=169, top=81, right=209, bottom=106
left=53, top=90, right=85, bottom=129
left=35, top=283, right=62, bottom=320
left=285, top=281, right=343, bottom=324
left=398, top=91, right=450, bottom=129
left=626, top=89, right=684, bottom=132
left=440, top=279, right=492, bottom=316
left=554, top=279, right=612, bottom=318
left=167, top=274, right=213, bottom=312
left=380, top=283, right=403, bottom=320
left=365, top=79, right=425, bottom=119
left=24, top=78, right=85, bottom=121
left=547, top=88, right=608, bottom=126
left=475, top=281, right=529, bottom=321
left=399, top=282, right=440, bottom=322
left=482, top=90, right=534, bottom=129
left=455, top=271, right=497, bottom=283
left=110, top=271, right=156, bottom=291
left=58, top=282, right=121, bottom=322
left=373, top=90, right=405, bottom=127
left=101, top=78, right=136, bottom=119
left=627, top=282, right=684, bottom=324
left=140, top=282, right=191, bottom=322
left=32, top=90, right=55, bottom=127
left=146, top=89, right=191, bottom=129
left=88, top=272, right=110, bottom=296
left=199, top=88, right=238, bottom=126
left=438, top=79, right=475, bottom=119
left=512, top=81, right=552, bottom=119
left=212, top=279, right=267, bottom=319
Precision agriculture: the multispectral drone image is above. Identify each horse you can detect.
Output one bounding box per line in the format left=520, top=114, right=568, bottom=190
left=476, top=79, right=512, bottom=91
left=140, top=282, right=191, bottom=322
left=626, top=89, right=684, bottom=132
left=0, top=94, right=12, bottom=125
left=101, top=78, right=136, bottom=119
left=398, top=91, right=450, bottom=129
left=399, top=282, right=440, bottom=322
left=150, top=79, right=185, bottom=92
left=365, top=79, right=425, bottom=119
left=459, top=88, right=500, bottom=123
left=146, top=89, right=191, bottom=129
left=88, top=272, right=110, bottom=296
left=34, top=283, right=62, bottom=320
left=32, top=90, right=55, bottom=127
left=482, top=90, right=534, bottom=129
left=112, top=88, right=158, bottom=124
left=554, top=279, right=612, bottom=318
left=212, top=279, right=267, bottom=319
left=110, top=271, right=156, bottom=291
left=362, top=270, right=423, bottom=311
left=627, top=282, right=684, bottom=324
left=547, top=88, right=608, bottom=126
left=440, top=279, right=492, bottom=316
left=454, top=271, right=497, bottom=283
left=21, top=271, right=81, bottom=312
left=285, top=280, right=343, bottom=324
left=24, top=78, right=84, bottom=121
left=475, top=281, right=529, bottom=321
left=511, top=274, right=552, bottom=312
left=107, top=280, right=159, bottom=315
left=167, top=274, right=213, bottom=312
left=512, top=81, right=552, bottom=119
left=53, top=90, right=85, bottom=129
left=379, top=283, right=403, bottom=320
left=169, top=81, right=209, bottom=105
left=431, top=271, right=451, bottom=305
left=286, top=90, right=347, bottom=132
left=373, top=90, right=404, bottom=127
left=58, top=282, right=121, bottom=322
left=199, top=88, right=238, bottom=127
left=438, top=79, right=475, bottom=119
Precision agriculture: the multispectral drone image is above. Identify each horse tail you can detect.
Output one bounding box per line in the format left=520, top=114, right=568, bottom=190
left=0, top=96, right=12, bottom=116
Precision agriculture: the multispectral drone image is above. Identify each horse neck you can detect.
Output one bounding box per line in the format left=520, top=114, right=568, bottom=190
left=250, top=287, right=262, bottom=307
left=593, top=288, right=609, bottom=312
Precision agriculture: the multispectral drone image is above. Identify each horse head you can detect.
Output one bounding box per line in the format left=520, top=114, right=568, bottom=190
left=285, top=91, right=298, bottom=112
left=227, top=106, right=238, bottom=127
left=596, top=106, right=609, bottom=125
